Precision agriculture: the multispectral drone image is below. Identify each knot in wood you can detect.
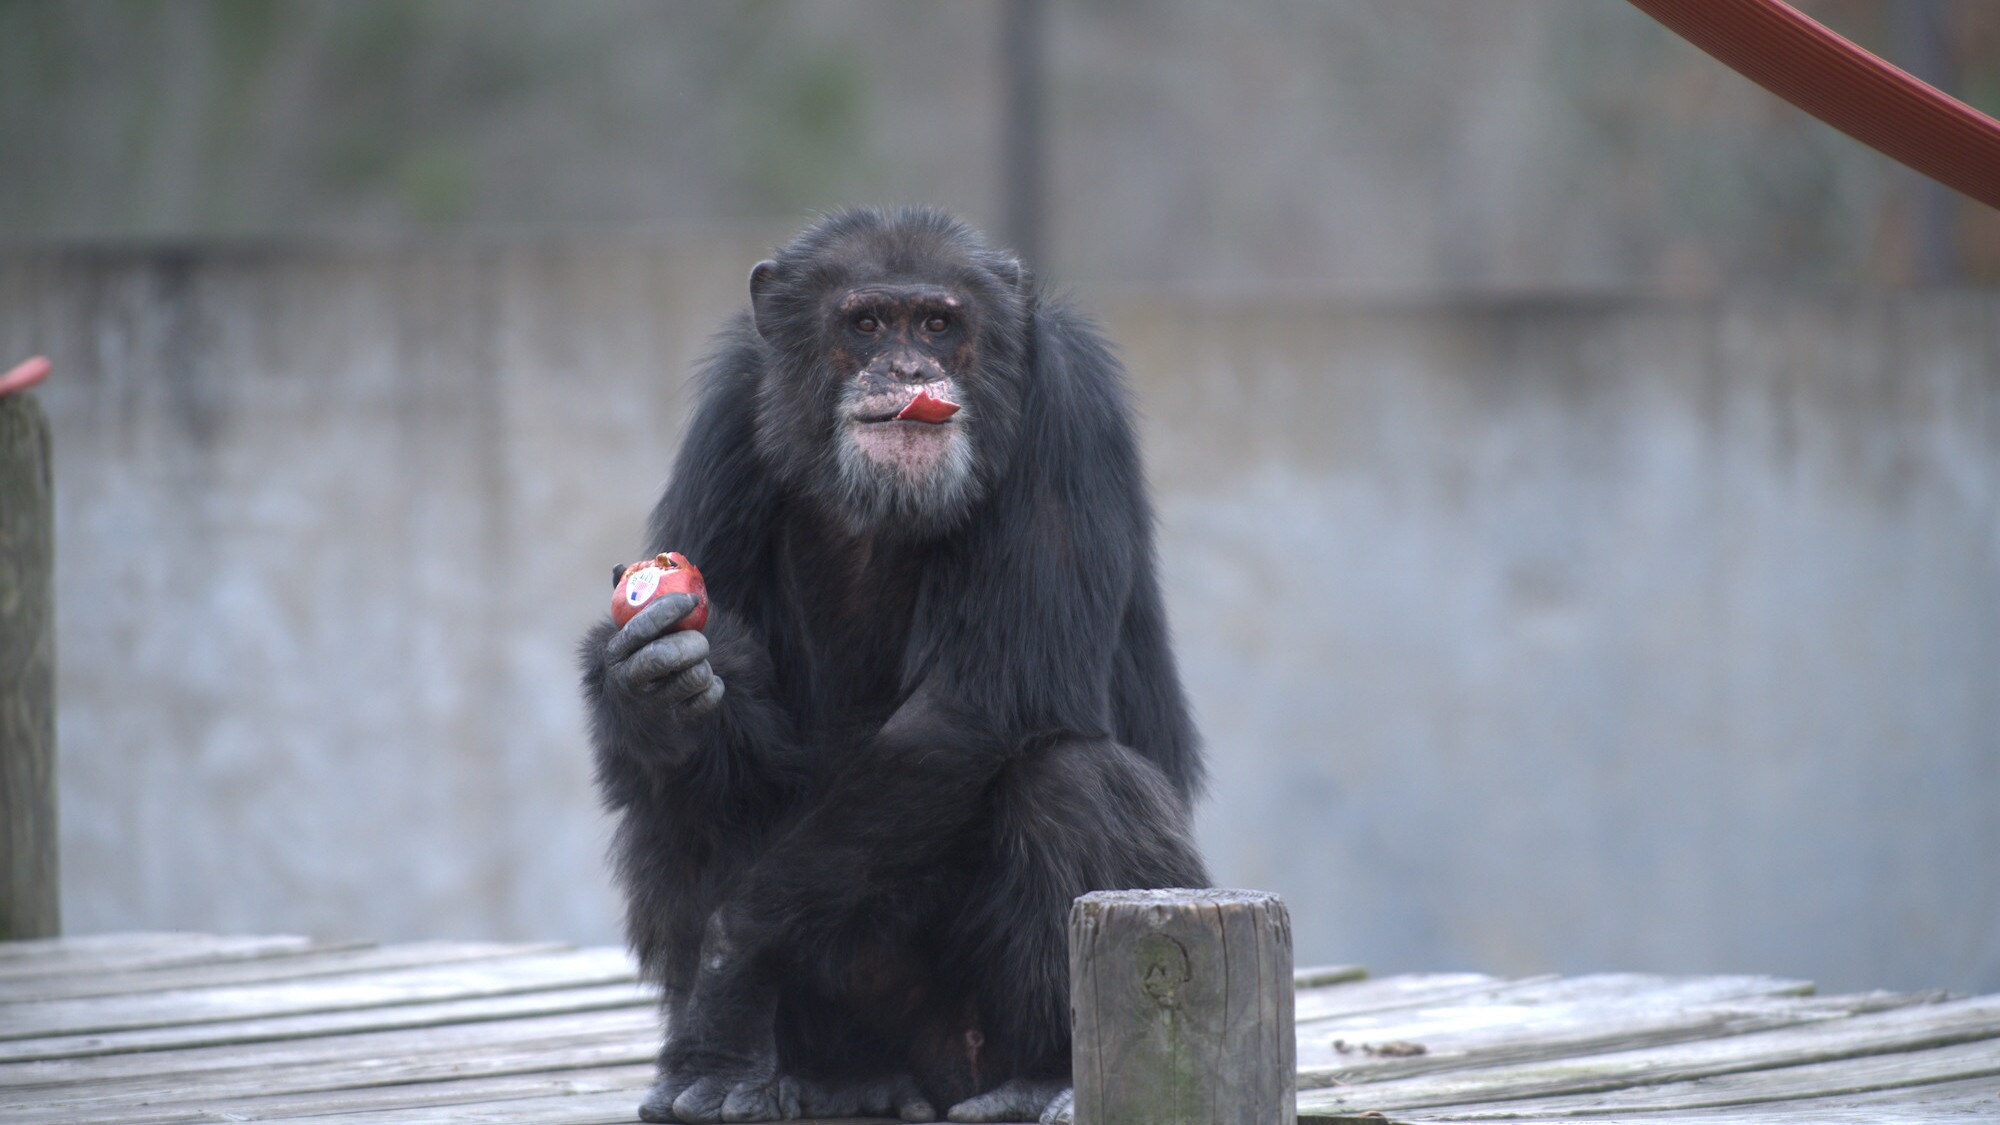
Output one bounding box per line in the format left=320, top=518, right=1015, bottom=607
left=1136, top=932, right=1191, bottom=1008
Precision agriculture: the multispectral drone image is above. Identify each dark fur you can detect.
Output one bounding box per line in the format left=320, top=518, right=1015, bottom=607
left=581, top=208, right=1207, bottom=1121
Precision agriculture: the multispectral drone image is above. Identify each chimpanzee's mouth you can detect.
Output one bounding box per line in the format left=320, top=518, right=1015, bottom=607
left=855, top=415, right=958, bottom=426
left=849, top=385, right=961, bottom=425
left=853, top=406, right=914, bottom=424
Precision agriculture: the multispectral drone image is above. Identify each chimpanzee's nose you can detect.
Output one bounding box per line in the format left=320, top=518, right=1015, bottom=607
left=884, top=351, right=933, bottom=382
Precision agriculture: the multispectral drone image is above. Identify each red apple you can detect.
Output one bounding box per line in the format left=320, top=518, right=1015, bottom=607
left=611, top=551, right=708, bottom=630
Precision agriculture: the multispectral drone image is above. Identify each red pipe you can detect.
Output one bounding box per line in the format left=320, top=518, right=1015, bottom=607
left=0, top=356, right=50, bottom=397
left=1624, top=0, right=2000, bottom=210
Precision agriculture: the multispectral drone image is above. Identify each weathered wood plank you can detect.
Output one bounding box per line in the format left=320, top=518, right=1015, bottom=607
left=270, top=1100, right=909, bottom=1125
left=0, top=939, right=566, bottom=1002
left=1380, top=1074, right=2000, bottom=1124
left=250, top=1084, right=679, bottom=1125
left=1071, top=888, right=1295, bottom=1125
left=0, top=946, right=637, bottom=1040
left=1297, top=973, right=1820, bottom=1084
left=0, top=1062, right=660, bottom=1125
left=0, top=979, right=650, bottom=1063
left=1296, top=974, right=1512, bottom=1024
left=0, top=390, right=56, bottom=943
left=1300, top=989, right=1972, bottom=1115
left=0, top=1022, right=663, bottom=1122
left=0, top=932, right=235, bottom=962
left=0, top=1004, right=655, bottom=1088
left=243, top=1082, right=902, bottom=1125
left=1395, top=1036, right=2000, bottom=1119
left=0, top=934, right=347, bottom=984
left=4, top=935, right=1993, bottom=1125
left=1305, top=972, right=1809, bottom=1033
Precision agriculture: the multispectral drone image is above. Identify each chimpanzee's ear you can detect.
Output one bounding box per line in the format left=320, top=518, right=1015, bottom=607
left=993, top=255, right=1027, bottom=293
left=749, top=260, right=781, bottom=340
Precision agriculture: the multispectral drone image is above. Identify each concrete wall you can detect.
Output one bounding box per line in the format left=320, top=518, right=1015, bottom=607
left=2, top=243, right=1995, bottom=994
left=11, top=1, right=2000, bottom=286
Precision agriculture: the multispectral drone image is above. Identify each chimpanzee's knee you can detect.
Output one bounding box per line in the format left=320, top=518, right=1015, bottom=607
left=994, top=735, right=1208, bottom=892
left=939, top=736, right=1209, bottom=1084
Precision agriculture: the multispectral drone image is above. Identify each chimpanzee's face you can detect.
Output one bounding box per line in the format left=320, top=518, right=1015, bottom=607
left=749, top=229, right=1025, bottom=538
left=825, top=282, right=975, bottom=489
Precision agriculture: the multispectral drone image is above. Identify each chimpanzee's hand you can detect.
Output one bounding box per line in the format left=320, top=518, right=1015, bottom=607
left=604, top=592, right=724, bottom=721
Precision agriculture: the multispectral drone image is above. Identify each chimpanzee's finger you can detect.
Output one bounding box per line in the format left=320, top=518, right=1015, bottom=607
left=605, top=593, right=703, bottom=661
left=681, top=675, right=725, bottom=718
left=652, top=656, right=716, bottom=705
left=614, top=630, right=710, bottom=692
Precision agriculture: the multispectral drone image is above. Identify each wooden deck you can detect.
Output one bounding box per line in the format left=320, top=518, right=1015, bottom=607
left=1, top=934, right=1997, bottom=1123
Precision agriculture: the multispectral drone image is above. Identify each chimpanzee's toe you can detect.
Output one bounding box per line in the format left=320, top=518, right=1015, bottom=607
left=786, top=1072, right=934, bottom=1120
left=718, top=1075, right=790, bottom=1122
left=946, top=1077, right=1072, bottom=1123
left=639, top=1076, right=688, bottom=1122
left=671, top=1075, right=744, bottom=1123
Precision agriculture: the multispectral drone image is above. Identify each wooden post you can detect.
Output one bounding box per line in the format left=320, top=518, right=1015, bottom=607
left=0, top=389, right=57, bottom=940
left=1070, top=889, right=1295, bottom=1125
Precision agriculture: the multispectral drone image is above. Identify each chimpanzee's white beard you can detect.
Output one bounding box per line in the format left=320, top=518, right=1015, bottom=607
left=835, top=419, right=978, bottom=533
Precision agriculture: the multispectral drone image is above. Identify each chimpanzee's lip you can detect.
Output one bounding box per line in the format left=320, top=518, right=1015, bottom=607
left=852, top=404, right=960, bottom=418
left=850, top=388, right=959, bottom=424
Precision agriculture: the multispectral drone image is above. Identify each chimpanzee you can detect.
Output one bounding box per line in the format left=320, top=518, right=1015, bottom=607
left=580, top=207, right=1207, bottom=1125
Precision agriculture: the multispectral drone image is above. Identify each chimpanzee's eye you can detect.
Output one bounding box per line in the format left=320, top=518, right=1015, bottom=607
left=924, top=315, right=950, bottom=333
left=854, top=315, right=880, bottom=334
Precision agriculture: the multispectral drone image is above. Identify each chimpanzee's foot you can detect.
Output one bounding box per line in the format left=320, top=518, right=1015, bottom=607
left=795, top=1073, right=937, bottom=1121
left=946, top=1078, right=1073, bottom=1124
left=642, top=1070, right=936, bottom=1123
left=639, top=1070, right=803, bottom=1123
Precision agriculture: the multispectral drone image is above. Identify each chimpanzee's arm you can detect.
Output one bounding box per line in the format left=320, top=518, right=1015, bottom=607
left=580, top=595, right=797, bottom=813
left=581, top=324, right=796, bottom=809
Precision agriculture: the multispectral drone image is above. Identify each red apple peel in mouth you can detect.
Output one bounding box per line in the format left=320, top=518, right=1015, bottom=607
left=895, top=389, right=960, bottom=423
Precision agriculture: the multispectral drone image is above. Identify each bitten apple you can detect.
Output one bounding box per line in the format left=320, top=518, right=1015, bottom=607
left=611, top=551, right=708, bottom=630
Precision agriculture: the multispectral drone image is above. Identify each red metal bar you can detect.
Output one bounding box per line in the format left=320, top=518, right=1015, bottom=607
left=0, top=357, right=51, bottom=397
left=1625, top=0, right=2000, bottom=210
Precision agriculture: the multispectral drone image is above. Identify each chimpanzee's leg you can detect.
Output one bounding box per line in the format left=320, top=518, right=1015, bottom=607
left=661, top=725, right=1202, bottom=1124
left=930, top=736, right=1207, bottom=1124
left=655, top=704, right=1006, bottom=1123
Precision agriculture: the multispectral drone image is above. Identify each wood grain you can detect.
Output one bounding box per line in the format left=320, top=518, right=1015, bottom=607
left=1071, top=889, right=1295, bottom=1125
left=0, top=393, right=55, bottom=942
left=0, top=934, right=343, bottom=983
left=0, top=945, right=636, bottom=1041
left=1301, top=989, right=1973, bottom=1115
left=0, top=980, right=650, bottom=1064
left=1297, top=972, right=1827, bottom=1084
